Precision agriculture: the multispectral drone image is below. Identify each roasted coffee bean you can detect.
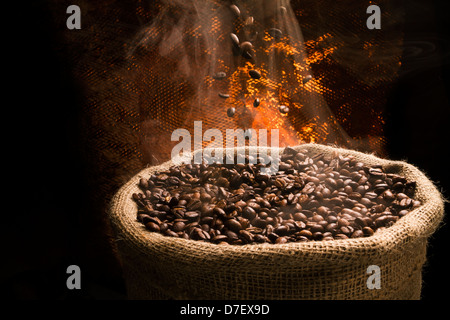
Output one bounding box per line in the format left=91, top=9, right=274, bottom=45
left=238, top=229, right=251, bottom=241
left=240, top=41, right=253, bottom=54
left=226, top=230, right=239, bottom=241
left=145, top=222, right=160, bottom=232
left=139, top=178, right=149, bottom=189
left=302, top=75, right=312, bottom=84
left=249, top=69, right=261, bottom=79
left=279, top=105, right=289, bottom=114
left=362, top=227, right=374, bottom=236
left=242, top=206, right=257, bottom=220
left=173, top=221, right=185, bottom=232
left=229, top=4, right=240, bottom=17
left=275, top=236, right=288, bottom=244
left=227, top=107, right=236, bottom=117
left=213, top=72, right=226, bottom=80
left=268, top=28, right=282, bottom=40
left=185, top=211, right=200, bottom=221
left=253, top=98, right=260, bottom=107
left=218, top=93, right=230, bottom=99
left=225, top=219, right=242, bottom=232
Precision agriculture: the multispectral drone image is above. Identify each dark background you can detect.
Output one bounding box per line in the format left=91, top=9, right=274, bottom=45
left=3, top=0, right=449, bottom=301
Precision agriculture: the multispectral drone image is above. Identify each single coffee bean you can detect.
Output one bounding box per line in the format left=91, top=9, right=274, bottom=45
left=227, top=107, right=236, bottom=117
left=225, top=219, right=242, bottom=233
left=253, top=98, right=260, bottom=107
left=139, top=178, right=149, bottom=189
left=302, top=75, right=312, bottom=84
left=240, top=41, right=253, bottom=53
left=213, top=72, right=226, bottom=80
left=145, top=222, right=160, bottom=232
left=173, top=221, right=185, bottom=232
left=279, top=105, right=289, bottom=114
left=219, top=93, right=230, bottom=99
left=245, top=16, right=254, bottom=26
left=274, top=225, right=289, bottom=236
left=242, top=206, right=257, bottom=220
left=212, top=234, right=229, bottom=243
left=239, top=230, right=254, bottom=242
left=268, top=28, right=282, bottom=39
left=230, top=4, right=240, bottom=17
left=362, top=227, right=374, bottom=236
left=185, top=211, right=200, bottom=221
left=226, top=230, right=239, bottom=241
left=249, top=69, right=261, bottom=79
left=275, top=236, right=288, bottom=244
left=351, top=230, right=364, bottom=238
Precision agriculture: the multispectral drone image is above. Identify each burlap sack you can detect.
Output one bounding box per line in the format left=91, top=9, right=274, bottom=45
left=108, top=143, right=444, bottom=300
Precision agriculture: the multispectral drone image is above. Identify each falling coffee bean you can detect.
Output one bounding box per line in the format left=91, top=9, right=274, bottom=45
left=230, top=33, right=240, bottom=55
left=227, top=107, right=236, bottom=117
left=249, top=70, right=261, bottom=79
left=240, top=41, right=253, bottom=53
left=279, top=105, right=289, bottom=114
left=303, top=75, right=312, bottom=84
left=230, top=4, right=240, bottom=18
left=219, top=93, right=230, bottom=99
left=213, top=72, right=226, bottom=80
left=253, top=98, right=260, bottom=107
left=268, top=28, right=282, bottom=40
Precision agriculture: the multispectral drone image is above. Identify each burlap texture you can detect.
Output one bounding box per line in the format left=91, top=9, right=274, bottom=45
left=109, top=144, right=444, bottom=300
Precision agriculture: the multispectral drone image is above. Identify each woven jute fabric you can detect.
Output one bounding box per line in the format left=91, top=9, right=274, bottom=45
left=109, top=144, right=444, bottom=300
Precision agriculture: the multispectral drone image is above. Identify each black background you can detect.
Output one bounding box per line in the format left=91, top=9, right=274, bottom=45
left=3, top=0, right=450, bottom=303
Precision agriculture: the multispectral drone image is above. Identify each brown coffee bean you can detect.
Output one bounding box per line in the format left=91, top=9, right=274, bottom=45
left=145, top=222, right=160, bottom=232
left=337, top=218, right=350, bottom=227
left=362, top=227, right=374, bottom=236
left=298, top=230, right=312, bottom=238
left=355, top=217, right=367, bottom=227
left=229, top=4, right=240, bottom=17
left=240, top=41, right=253, bottom=54
left=225, top=219, right=242, bottom=233
left=293, top=212, right=307, bottom=221
left=351, top=230, right=364, bottom=238
left=185, top=211, right=200, bottom=221
left=268, top=28, right=283, bottom=39
left=310, top=224, right=324, bottom=233
left=275, top=236, right=288, bottom=244
left=313, top=232, right=324, bottom=240
left=227, top=107, right=236, bottom=117
left=213, top=72, right=226, bottom=80
left=165, top=230, right=179, bottom=237
left=302, top=75, right=312, bottom=84
left=274, top=225, right=289, bottom=236
left=239, top=230, right=254, bottom=242
left=173, top=221, right=185, bottom=232
left=253, top=98, right=260, bottom=107
left=249, top=69, right=261, bottom=79
left=139, top=178, right=149, bottom=189
left=279, top=105, right=289, bottom=114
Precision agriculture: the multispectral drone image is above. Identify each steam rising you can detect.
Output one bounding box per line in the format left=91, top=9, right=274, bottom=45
left=127, top=0, right=372, bottom=161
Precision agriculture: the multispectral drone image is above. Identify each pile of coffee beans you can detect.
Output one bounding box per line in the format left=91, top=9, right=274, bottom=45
left=132, top=147, right=421, bottom=244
